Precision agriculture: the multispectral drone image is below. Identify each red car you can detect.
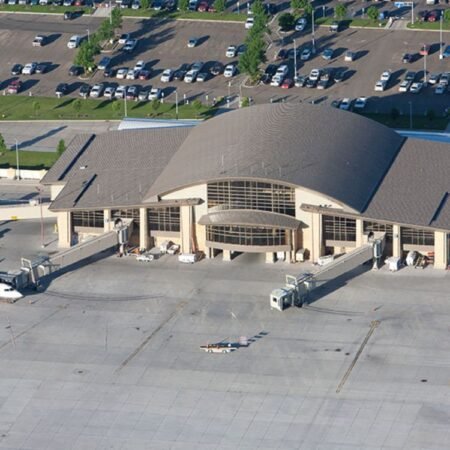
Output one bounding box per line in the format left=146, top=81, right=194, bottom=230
left=197, top=1, right=208, bottom=11
left=7, top=80, right=22, bottom=94
left=281, top=78, right=293, bottom=89
left=420, top=44, right=430, bottom=56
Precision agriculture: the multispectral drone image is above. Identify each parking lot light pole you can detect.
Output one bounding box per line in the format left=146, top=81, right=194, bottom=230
left=175, top=90, right=179, bottom=119
left=109, top=1, right=112, bottom=26
left=408, top=101, right=413, bottom=129
left=423, top=46, right=427, bottom=84
left=124, top=95, right=128, bottom=118
left=311, top=7, right=316, bottom=53
left=439, top=15, right=443, bottom=59
left=87, top=29, right=90, bottom=43
left=294, top=39, right=297, bottom=75
left=15, top=139, right=20, bottom=180
left=36, top=187, right=44, bottom=248
left=411, top=2, right=414, bottom=25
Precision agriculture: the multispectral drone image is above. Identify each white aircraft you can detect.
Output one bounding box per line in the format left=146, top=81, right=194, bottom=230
left=0, top=283, right=23, bottom=302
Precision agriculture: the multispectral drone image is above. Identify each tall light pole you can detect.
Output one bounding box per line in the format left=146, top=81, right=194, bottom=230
left=87, top=29, right=90, bottom=43
left=411, top=2, right=414, bottom=25
left=311, top=7, right=316, bottom=53
left=109, top=0, right=112, bottom=26
left=175, top=90, right=179, bottom=119
left=439, top=14, right=443, bottom=59
left=294, top=39, right=297, bottom=76
left=36, top=187, right=44, bottom=248
left=15, top=139, right=20, bottom=180
left=423, top=44, right=427, bottom=84
left=124, top=93, right=128, bottom=118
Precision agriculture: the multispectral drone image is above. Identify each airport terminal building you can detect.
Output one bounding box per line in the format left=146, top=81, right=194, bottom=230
left=42, top=103, right=450, bottom=269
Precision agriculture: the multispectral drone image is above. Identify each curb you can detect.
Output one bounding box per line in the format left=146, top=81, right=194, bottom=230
left=0, top=119, right=121, bottom=123
left=0, top=9, right=93, bottom=16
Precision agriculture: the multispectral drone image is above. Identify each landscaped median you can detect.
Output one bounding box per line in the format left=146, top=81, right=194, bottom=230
left=0, top=4, right=93, bottom=14
left=315, top=17, right=387, bottom=29
left=0, top=96, right=213, bottom=121
left=121, top=8, right=247, bottom=22
left=356, top=112, right=449, bottom=131
left=407, top=21, right=450, bottom=31
left=0, top=149, right=58, bottom=170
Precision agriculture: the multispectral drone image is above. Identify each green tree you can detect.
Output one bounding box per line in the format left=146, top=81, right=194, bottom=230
left=291, top=0, right=307, bottom=11
left=141, top=0, right=149, bottom=8
left=74, top=41, right=98, bottom=71
left=367, top=5, right=378, bottom=22
left=98, top=20, right=114, bottom=42
left=192, top=99, right=202, bottom=114
left=390, top=107, right=400, bottom=121
left=151, top=99, right=161, bottom=113
left=73, top=99, right=82, bottom=117
left=112, top=101, right=121, bottom=116
left=111, top=7, right=123, bottom=30
left=444, top=9, right=450, bottom=22
left=57, top=139, right=66, bottom=157
left=335, top=3, right=347, bottom=19
left=240, top=97, right=250, bottom=107
left=0, top=133, right=7, bottom=153
left=179, top=0, right=189, bottom=11
left=426, top=109, right=436, bottom=121
left=278, top=12, right=295, bottom=31
left=32, top=101, right=40, bottom=117
left=303, top=2, right=312, bottom=16
left=213, top=0, right=225, bottom=13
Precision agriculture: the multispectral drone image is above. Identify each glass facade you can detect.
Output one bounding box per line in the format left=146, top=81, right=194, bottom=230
left=363, top=221, right=393, bottom=241
left=207, top=180, right=295, bottom=216
left=72, top=210, right=104, bottom=228
left=323, top=215, right=356, bottom=242
left=112, top=209, right=140, bottom=224
left=147, top=207, right=180, bottom=232
left=401, top=227, right=434, bottom=246
left=206, top=225, right=287, bottom=247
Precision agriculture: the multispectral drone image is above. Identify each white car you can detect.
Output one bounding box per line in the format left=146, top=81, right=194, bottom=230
left=428, top=73, right=440, bottom=85
left=410, top=82, right=423, bottom=94
left=148, top=87, right=162, bottom=100
left=374, top=80, right=387, bottom=92
left=184, top=69, right=199, bottom=83
left=339, top=98, right=351, bottom=110
left=309, top=69, right=321, bottom=81
left=67, top=35, right=81, bottom=49
left=89, top=83, right=104, bottom=98
left=22, top=62, right=37, bottom=75
left=226, top=45, right=237, bottom=58
left=114, top=85, right=127, bottom=99
left=191, top=61, right=204, bottom=72
left=344, top=51, right=355, bottom=62
left=398, top=80, right=411, bottom=92
left=118, top=33, right=130, bottom=44
left=136, top=253, right=154, bottom=262
left=353, top=97, right=367, bottom=109
left=134, top=60, right=145, bottom=72
left=126, top=69, right=139, bottom=80
left=439, top=72, right=449, bottom=86
left=160, top=69, right=174, bottom=83
left=116, top=68, right=128, bottom=79
left=276, top=64, right=289, bottom=77
left=123, top=39, right=137, bottom=52
left=434, top=83, right=446, bottom=95
left=300, top=48, right=311, bottom=61
left=224, top=64, right=237, bottom=78
left=295, top=17, right=307, bottom=31
left=245, top=17, right=254, bottom=29
left=270, top=74, right=283, bottom=87
left=104, top=86, right=116, bottom=98
left=380, top=70, right=392, bottom=82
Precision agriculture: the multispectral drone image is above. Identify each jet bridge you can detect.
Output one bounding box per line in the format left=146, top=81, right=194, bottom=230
left=271, top=236, right=384, bottom=311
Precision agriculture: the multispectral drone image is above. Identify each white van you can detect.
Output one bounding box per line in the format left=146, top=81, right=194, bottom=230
left=67, top=35, right=81, bottom=49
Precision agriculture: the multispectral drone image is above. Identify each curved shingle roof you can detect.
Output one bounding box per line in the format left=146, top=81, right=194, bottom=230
left=144, top=103, right=404, bottom=212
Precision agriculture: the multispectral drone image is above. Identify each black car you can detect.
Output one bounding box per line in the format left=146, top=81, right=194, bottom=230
left=210, top=62, right=224, bottom=76
left=237, top=44, right=247, bottom=56
left=55, top=83, right=69, bottom=96
left=174, top=63, right=190, bottom=80
left=103, top=67, right=117, bottom=78
left=79, top=84, right=91, bottom=98
left=276, top=49, right=287, bottom=60
left=305, top=78, right=317, bottom=88
left=333, top=69, right=346, bottom=83
left=405, top=71, right=417, bottom=82
left=402, top=53, right=414, bottom=63
left=64, top=11, right=75, bottom=19
left=265, top=64, right=277, bottom=77
left=68, top=65, right=83, bottom=76
left=260, top=73, right=271, bottom=84
left=11, top=64, right=23, bottom=76
left=36, top=63, right=49, bottom=74
left=264, top=3, right=277, bottom=15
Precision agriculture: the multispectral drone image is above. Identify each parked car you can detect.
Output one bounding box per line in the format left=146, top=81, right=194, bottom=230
left=281, top=78, right=293, bottom=89
left=224, top=64, right=237, bottom=78
left=191, top=61, right=204, bottom=72
left=305, top=77, right=317, bottom=88
left=98, top=57, right=111, bottom=70
left=317, top=78, right=329, bottom=89
left=439, top=72, right=450, bottom=85
left=333, top=69, right=346, bottom=83
left=11, top=64, right=23, bottom=76
left=210, top=62, right=224, bottom=76
left=410, top=82, right=423, bottom=93
left=434, top=83, right=446, bottom=94
left=402, top=53, right=414, bottom=63
left=419, top=44, right=430, bottom=56
left=339, top=98, right=351, bottom=110
left=89, top=83, right=105, bottom=98
left=276, top=49, right=287, bottom=60
left=68, top=65, right=83, bottom=76
left=123, top=39, right=137, bottom=52
left=22, top=62, right=37, bottom=75
left=138, top=87, right=150, bottom=101
left=103, top=67, right=116, bottom=78
left=197, top=1, right=208, bottom=11
left=7, top=80, right=22, bottom=95
left=344, top=51, right=355, bottom=62
left=443, top=45, right=450, bottom=58
left=322, top=48, right=334, bottom=60
left=114, top=85, right=127, bottom=99
left=174, top=63, right=190, bottom=80
left=32, top=35, right=47, bottom=47
left=126, top=69, right=139, bottom=80
left=55, top=83, right=69, bottom=97
left=197, top=72, right=209, bottom=82
left=36, top=63, right=49, bottom=74
left=295, top=17, right=307, bottom=31
left=353, top=97, right=367, bottom=109
left=380, top=70, right=392, bottom=82
left=226, top=45, right=237, bottom=58
left=118, top=33, right=130, bottom=44
left=309, top=68, right=321, bottom=81
left=184, top=69, right=199, bottom=83
left=126, top=85, right=139, bottom=100
left=188, top=37, right=199, bottom=48
left=294, top=74, right=307, bottom=87
left=428, top=73, right=440, bottom=85
left=398, top=80, right=412, bottom=92
left=245, top=17, right=254, bottom=29
left=103, top=86, right=116, bottom=98
left=116, top=68, right=128, bottom=79
left=405, top=71, right=417, bottom=82
left=148, top=87, right=162, bottom=100
left=63, top=11, right=75, bottom=20
left=67, top=35, right=81, bottom=49
left=270, top=74, right=284, bottom=87
left=237, top=44, right=246, bottom=56
left=330, top=21, right=340, bottom=32
left=374, top=80, right=387, bottom=91
left=79, top=84, right=91, bottom=98
left=300, top=48, right=312, bottom=61
left=160, top=69, right=174, bottom=82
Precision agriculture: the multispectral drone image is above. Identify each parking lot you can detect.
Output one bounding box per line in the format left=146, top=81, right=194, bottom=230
left=0, top=12, right=449, bottom=116
left=1, top=214, right=450, bottom=449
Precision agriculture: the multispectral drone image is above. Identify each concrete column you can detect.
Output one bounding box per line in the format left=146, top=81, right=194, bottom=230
left=434, top=231, right=448, bottom=269
left=180, top=205, right=192, bottom=254
left=206, top=247, right=213, bottom=259
left=355, top=218, right=364, bottom=247
left=265, top=252, right=275, bottom=264
left=104, top=209, right=111, bottom=233
left=310, top=212, right=322, bottom=263
left=223, top=249, right=231, bottom=261
left=392, top=224, right=401, bottom=258
left=139, top=207, right=149, bottom=251
left=291, top=230, right=297, bottom=263
left=57, top=212, right=72, bottom=248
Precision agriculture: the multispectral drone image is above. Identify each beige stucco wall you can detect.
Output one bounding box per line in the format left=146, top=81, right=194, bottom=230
left=433, top=231, right=448, bottom=269
left=50, top=185, right=65, bottom=201
left=57, top=211, right=72, bottom=248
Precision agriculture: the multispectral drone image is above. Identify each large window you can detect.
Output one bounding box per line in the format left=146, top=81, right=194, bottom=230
left=112, top=209, right=140, bottom=224
left=364, top=221, right=393, bottom=241
left=206, top=225, right=286, bottom=247
left=72, top=210, right=104, bottom=228
left=207, top=180, right=295, bottom=216
left=401, top=227, right=434, bottom=246
left=147, top=207, right=180, bottom=232
left=323, top=215, right=356, bottom=242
